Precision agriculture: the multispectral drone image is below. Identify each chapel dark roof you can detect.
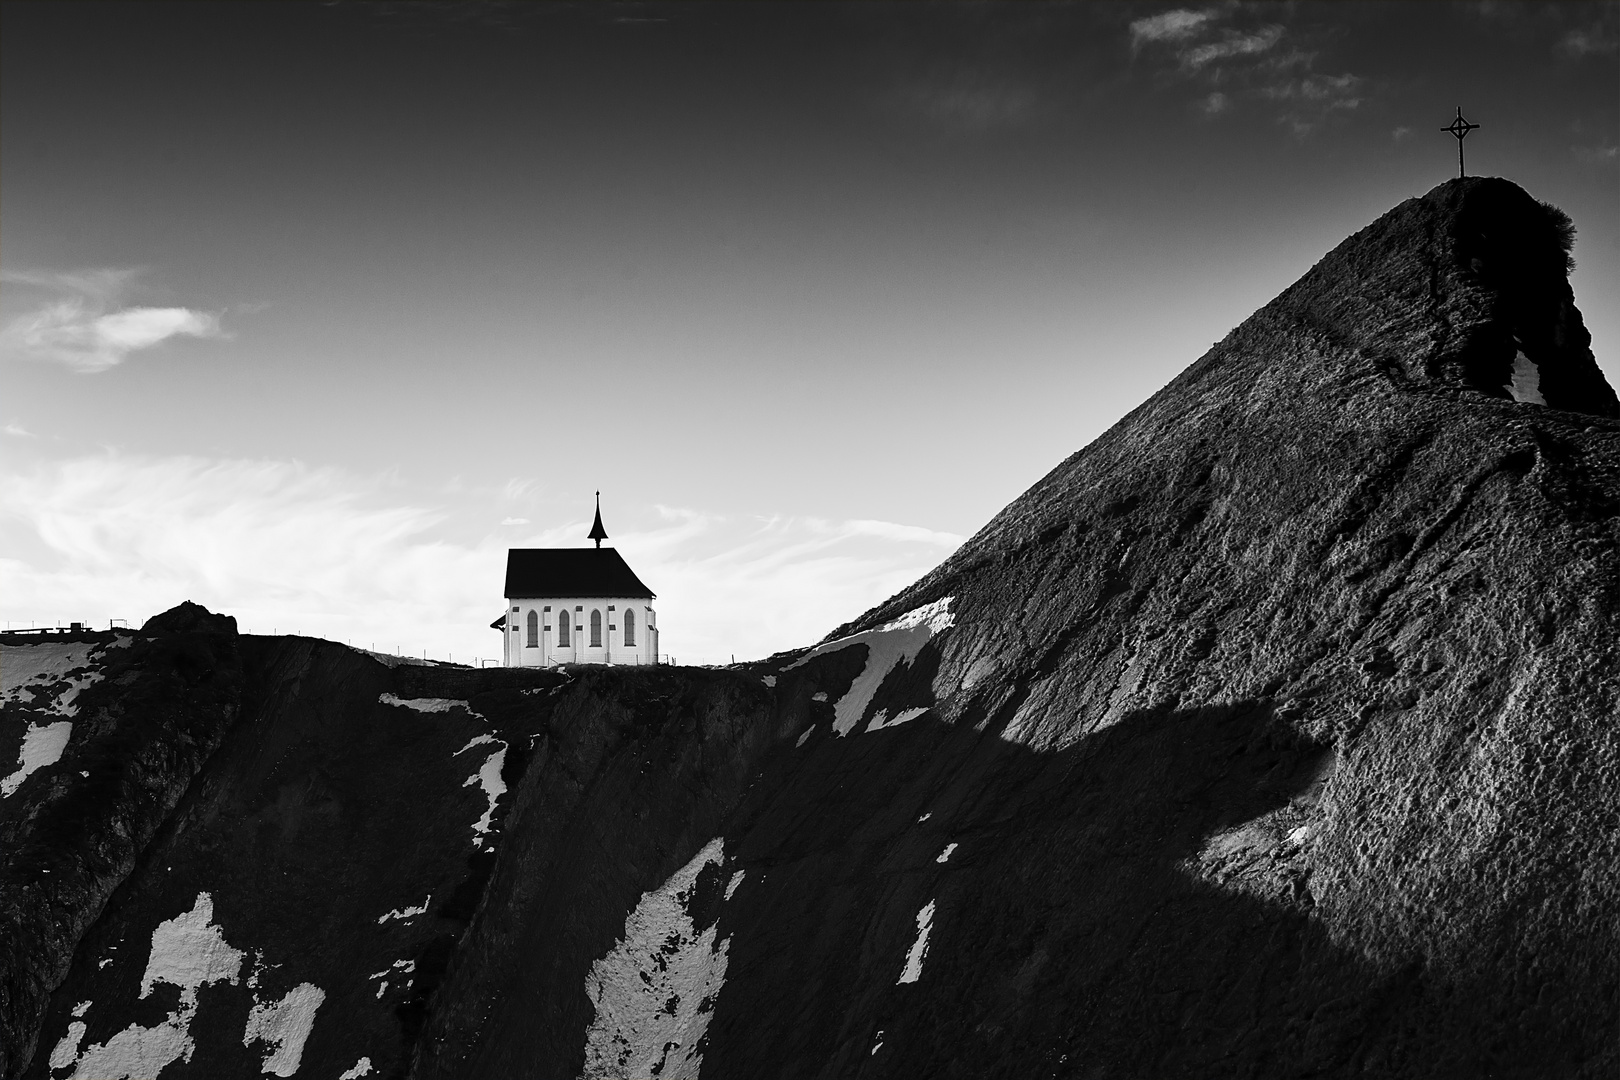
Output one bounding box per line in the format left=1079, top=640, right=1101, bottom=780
left=503, top=547, right=655, bottom=600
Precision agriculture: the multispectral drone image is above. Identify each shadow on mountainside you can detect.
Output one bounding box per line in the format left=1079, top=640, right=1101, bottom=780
left=699, top=695, right=1605, bottom=1080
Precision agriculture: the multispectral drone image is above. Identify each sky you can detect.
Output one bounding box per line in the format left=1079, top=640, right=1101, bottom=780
left=3, top=1, right=1617, bottom=665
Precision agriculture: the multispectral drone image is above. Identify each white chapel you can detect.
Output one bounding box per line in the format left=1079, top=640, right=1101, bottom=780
left=493, top=496, right=658, bottom=668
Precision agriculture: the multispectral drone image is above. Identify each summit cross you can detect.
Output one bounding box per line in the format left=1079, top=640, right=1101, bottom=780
left=1441, top=107, right=1479, bottom=178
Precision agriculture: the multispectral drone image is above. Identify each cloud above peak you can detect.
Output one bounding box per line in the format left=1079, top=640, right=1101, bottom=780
left=0, top=268, right=224, bottom=373
left=1130, top=9, right=1217, bottom=48
left=1128, top=6, right=1363, bottom=134
left=1181, top=25, right=1284, bottom=71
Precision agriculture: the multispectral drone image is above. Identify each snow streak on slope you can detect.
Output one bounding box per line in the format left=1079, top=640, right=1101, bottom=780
left=381, top=694, right=509, bottom=847
left=868, top=706, right=929, bottom=732
left=454, top=734, right=507, bottom=848
left=897, top=900, right=936, bottom=985
left=786, top=598, right=955, bottom=736
left=1507, top=342, right=1547, bottom=405
left=378, top=694, right=478, bottom=715
left=581, top=838, right=737, bottom=1079
left=377, top=895, right=431, bottom=924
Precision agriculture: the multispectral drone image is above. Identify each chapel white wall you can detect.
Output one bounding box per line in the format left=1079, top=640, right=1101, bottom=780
left=503, top=596, right=658, bottom=668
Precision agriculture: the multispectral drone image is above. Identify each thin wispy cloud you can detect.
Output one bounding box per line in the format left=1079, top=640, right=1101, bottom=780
left=1560, top=26, right=1618, bottom=57
left=1129, top=6, right=1364, bottom=135
left=0, top=268, right=224, bottom=373
left=888, top=71, right=1038, bottom=134
left=1129, top=8, right=1216, bottom=48
left=2, top=268, right=142, bottom=296
left=0, top=454, right=962, bottom=664
left=1574, top=143, right=1620, bottom=165
left=1182, top=26, right=1284, bottom=72
left=1557, top=3, right=1619, bottom=58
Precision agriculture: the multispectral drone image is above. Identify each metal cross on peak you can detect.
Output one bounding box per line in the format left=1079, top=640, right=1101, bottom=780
left=1441, top=107, right=1480, bottom=178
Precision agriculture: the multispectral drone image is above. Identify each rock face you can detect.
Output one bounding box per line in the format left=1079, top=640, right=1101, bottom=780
left=1, top=620, right=243, bottom=1080
left=6, top=176, right=1620, bottom=1079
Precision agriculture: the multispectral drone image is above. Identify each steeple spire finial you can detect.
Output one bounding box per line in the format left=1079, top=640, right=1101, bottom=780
left=588, top=491, right=608, bottom=548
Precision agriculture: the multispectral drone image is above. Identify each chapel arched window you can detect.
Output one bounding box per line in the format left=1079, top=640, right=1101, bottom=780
left=558, top=610, right=571, bottom=648
left=590, top=609, right=603, bottom=647
left=526, top=609, right=539, bottom=647
left=624, top=609, right=636, bottom=647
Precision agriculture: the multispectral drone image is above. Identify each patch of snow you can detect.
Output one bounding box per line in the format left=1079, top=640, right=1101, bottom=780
left=67, top=1020, right=191, bottom=1079
left=243, top=982, right=324, bottom=1077
left=1506, top=349, right=1546, bottom=405
left=761, top=675, right=776, bottom=687
left=917, top=812, right=931, bottom=823
left=49, top=1022, right=88, bottom=1070
left=897, top=900, right=936, bottom=985
left=340, top=1058, right=374, bottom=1079
left=62, top=892, right=244, bottom=1079
left=936, top=843, right=958, bottom=864
left=377, top=693, right=483, bottom=717
left=2, top=720, right=73, bottom=797
left=141, top=893, right=245, bottom=1004
left=98, top=959, right=113, bottom=970
left=811, top=691, right=828, bottom=702
left=795, top=725, right=815, bottom=748
left=367, top=959, right=412, bottom=980
left=453, top=734, right=497, bottom=753
left=871, top=1030, right=884, bottom=1056
left=1286, top=824, right=1314, bottom=845
left=784, top=598, right=955, bottom=736
left=72, top=1001, right=91, bottom=1018
left=245, top=950, right=278, bottom=990
left=867, top=706, right=928, bottom=733
left=582, top=838, right=732, bottom=1080
left=724, top=870, right=745, bottom=901
left=377, top=895, right=431, bottom=924
left=1, top=640, right=107, bottom=716
left=374, top=981, right=387, bottom=999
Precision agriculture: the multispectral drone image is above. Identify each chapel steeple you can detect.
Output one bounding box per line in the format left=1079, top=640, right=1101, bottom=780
left=588, top=492, right=608, bottom=549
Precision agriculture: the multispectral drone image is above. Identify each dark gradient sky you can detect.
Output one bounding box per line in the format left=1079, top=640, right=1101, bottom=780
left=4, top=2, right=1617, bottom=660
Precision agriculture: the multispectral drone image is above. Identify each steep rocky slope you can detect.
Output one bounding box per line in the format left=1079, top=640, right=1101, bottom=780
left=1, top=605, right=244, bottom=1079
left=6, top=176, right=1619, bottom=1079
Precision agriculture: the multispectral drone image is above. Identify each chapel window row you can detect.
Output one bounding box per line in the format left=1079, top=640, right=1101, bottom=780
left=519, top=605, right=650, bottom=649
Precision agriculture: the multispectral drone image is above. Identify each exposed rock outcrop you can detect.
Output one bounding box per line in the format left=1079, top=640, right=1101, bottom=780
left=6, top=177, right=1619, bottom=1079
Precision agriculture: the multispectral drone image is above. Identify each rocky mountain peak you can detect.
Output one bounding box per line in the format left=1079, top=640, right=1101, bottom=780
left=1278, top=176, right=1616, bottom=416
left=847, top=177, right=1616, bottom=647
